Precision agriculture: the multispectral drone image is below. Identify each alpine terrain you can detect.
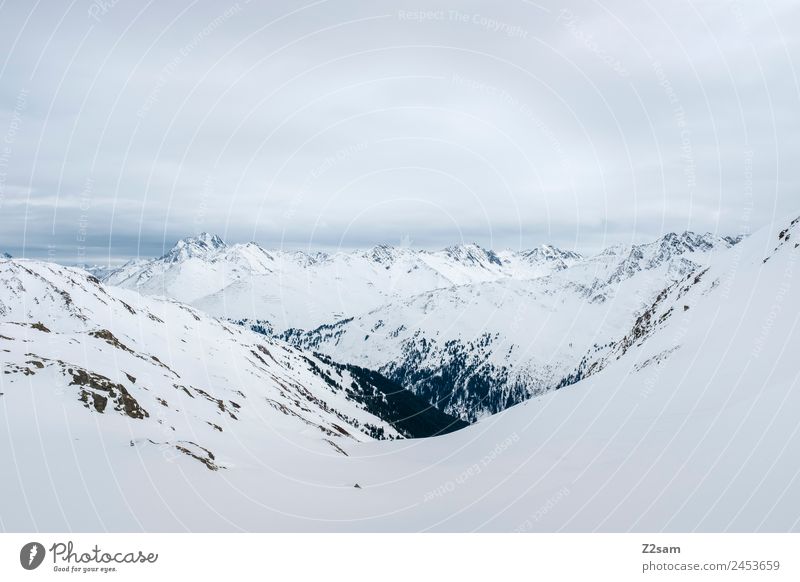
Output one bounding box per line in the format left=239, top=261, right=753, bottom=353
left=0, top=257, right=465, bottom=525
left=1, top=215, right=797, bottom=531
left=102, top=233, right=582, bottom=332
left=286, top=232, right=741, bottom=420
left=100, top=231, right=738, bottom=421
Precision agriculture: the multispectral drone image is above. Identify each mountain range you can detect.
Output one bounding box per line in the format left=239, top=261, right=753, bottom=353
left=101, top=233, right=584, bottom=332
left=285, top=231, right=741, bottom=420
left=96, top=229, right=740, bottom=421
left=2, top=215, right=797, bottom=530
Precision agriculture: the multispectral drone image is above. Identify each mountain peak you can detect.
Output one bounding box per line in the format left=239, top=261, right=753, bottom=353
left=652, top=230, right=736, bottom=254
left=368, top=243, right=395, bottom=255
left=519, top=244, right=582, bottom=266
left=161, top=233, right=227, bottom=263
left=364, top=244, right=414, bottom=268
left=601, top=230, right=736, bottom=285
left=191, top=232, right=226, bottom=248
left=443, top=243, right=503, bottom=267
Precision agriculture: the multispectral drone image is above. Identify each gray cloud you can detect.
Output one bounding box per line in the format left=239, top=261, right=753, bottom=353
left=0, top=0, right=798, bottom=264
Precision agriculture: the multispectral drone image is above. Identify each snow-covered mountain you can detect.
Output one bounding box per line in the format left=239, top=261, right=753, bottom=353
left=98, top=230, right=739, bottom=422
left=101, top=234, right=582, bottom=331
left=0, top=260, right=464, bottom=486
left=2, top=216, right=796, bottom=531
left=325, top=215, right=799, bottom=531
left=285, top=231, right=739, bottom=420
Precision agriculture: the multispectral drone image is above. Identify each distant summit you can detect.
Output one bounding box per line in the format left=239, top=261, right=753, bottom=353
left=96, top=229, right=744, bottom=337
left=161, top=232, right=227, bottom=263
left=443, top=243, right=503, bottom=268
left=518, top=244, right=583, bottom=270
left=603, top=231, right=738, bottom=285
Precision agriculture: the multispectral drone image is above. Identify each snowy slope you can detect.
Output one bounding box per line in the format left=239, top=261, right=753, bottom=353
left=287, top=232, right=738, bottom=420
left=102, top=234, right=582, bottom=331
left=0, top=259, right=465, bottom=494
left=1, top=216, right=796, bottom=531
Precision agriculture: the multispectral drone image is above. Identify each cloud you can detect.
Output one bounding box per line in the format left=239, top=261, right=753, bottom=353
left=0, top=0, right=798, bottom=261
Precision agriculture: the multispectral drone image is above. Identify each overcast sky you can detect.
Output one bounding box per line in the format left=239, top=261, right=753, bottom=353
left=0, top=0, right=798, bottom=264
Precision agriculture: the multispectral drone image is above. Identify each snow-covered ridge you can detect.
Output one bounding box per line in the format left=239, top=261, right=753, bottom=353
left=284, top=230, right=740, bottom=420
left=345, top=213, right=800, bottom=531
left=93, top=230, right=741, bottom=422
left=161, top=231, right=226, bottom=263
left=99, top=230, right=737, bottom=332
left=100, top=233, right=586, bottom=330
left=0, top=260, right=464, bottom=474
